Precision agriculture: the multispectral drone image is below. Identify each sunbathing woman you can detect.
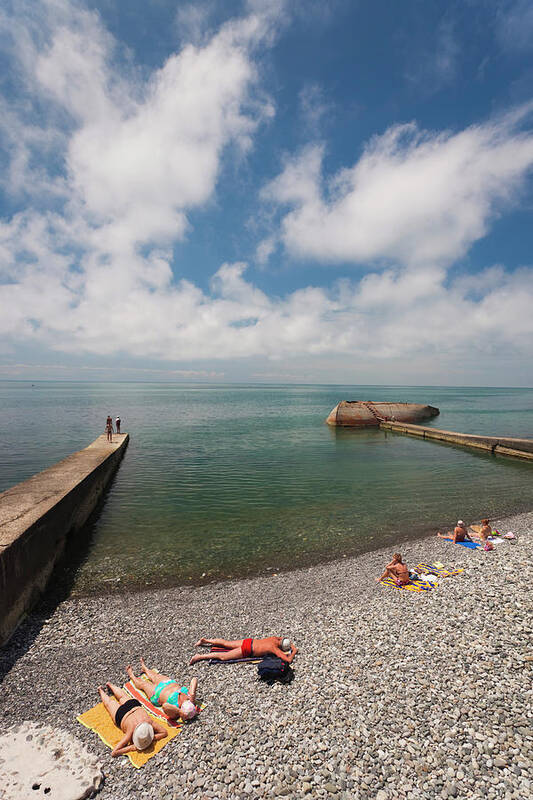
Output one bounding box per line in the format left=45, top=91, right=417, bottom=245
left=437, top=520, right=473, bottom=543
left=190, top=635, right=298, bottom=665
left=376, top=553, right=410, bottom=585
left=471, top=518, right=492, bottom=542
left=126, top=659, right=199, bottom=721
left=97, top=683, right=168, bottom=757
left=470, top=518, right=495, bottom=550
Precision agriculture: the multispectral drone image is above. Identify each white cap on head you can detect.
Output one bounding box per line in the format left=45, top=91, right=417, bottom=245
left=457, top=520, right=465, bottom=526
left=280, top=637, right=291, bottom=652
left=132, top=722, right=154, bottom=751
left=180, top=700, right=198, bottom=720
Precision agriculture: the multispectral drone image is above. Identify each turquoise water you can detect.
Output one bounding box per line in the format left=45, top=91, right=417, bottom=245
left=1, top=382, right=532, bottom=594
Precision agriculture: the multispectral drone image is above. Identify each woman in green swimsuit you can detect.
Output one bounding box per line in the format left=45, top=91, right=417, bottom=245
left=127, top=658, right=199, bottom=721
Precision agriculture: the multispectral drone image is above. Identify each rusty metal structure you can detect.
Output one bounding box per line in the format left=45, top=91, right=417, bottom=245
left=326, top=401, right=440, bottom=427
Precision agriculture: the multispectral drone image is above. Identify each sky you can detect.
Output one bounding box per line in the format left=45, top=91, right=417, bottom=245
left=1, top=0, right=533, bottom=385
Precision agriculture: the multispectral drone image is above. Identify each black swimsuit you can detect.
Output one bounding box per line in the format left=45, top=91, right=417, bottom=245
left=114, top=698, right=141, bottom=727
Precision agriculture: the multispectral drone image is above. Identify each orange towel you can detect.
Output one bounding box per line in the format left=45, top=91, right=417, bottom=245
left=123, top=681, right=183, bottom=727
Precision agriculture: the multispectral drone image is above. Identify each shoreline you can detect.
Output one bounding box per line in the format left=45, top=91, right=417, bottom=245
left=62, top=496, right=533, bottom=599
left=1, top=508, right=532, bottom=799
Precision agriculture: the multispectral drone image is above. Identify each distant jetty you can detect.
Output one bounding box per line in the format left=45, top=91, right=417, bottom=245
left=326, top=401, right=533, bottom=463
left=326, top=400, right=440, bottom=427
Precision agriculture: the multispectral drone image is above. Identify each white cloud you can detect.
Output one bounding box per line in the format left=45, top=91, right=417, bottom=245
left=39, top=7, right=273, bottom=253
left=1, top=0, right=279, bottom=250
left=260, top=105, right=533, bottom=267
left=175, top=1, right=216, bottom=46
left=2, top=205, right=533, bottom=374
left=0, top=362, right=225, bottom=380
left=1, top=2, right=533, bottom=383
left=0, top=0, right=282, bottom=349
left=6, top=253, right=531, bottom=371
left=255, top=235, right=276, bottom=264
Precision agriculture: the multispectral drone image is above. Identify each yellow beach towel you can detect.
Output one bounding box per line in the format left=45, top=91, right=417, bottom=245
left=414, top=563, right=464, bottom=577
left=379, top=576, right=433, bottom=592
left=77, top=702, right=181, bottom=768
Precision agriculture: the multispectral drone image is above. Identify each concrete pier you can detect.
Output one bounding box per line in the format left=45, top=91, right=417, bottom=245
left=379, top=421, right=533, bottom=461
left=0, top=434, right=129, bottom=647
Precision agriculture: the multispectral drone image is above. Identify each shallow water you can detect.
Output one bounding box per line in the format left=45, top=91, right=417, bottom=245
left=1, top=382, right=532, bottom=593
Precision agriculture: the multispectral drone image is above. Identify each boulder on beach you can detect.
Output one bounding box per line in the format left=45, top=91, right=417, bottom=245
left=0, top=721, right=103, bottom=800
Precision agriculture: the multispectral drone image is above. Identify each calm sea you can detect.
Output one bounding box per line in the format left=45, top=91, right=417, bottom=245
left=1, top=382, right=532, bottom=594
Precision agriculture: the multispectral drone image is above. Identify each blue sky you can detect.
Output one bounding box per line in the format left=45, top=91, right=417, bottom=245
left=1, top=0, right=533, bottom=385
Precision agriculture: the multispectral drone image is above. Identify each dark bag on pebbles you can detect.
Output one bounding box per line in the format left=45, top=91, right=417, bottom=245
left=257, top=656, right=293, bottom=684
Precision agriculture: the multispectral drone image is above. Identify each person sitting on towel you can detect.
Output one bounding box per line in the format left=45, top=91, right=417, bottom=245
left=127, top=658, right=199, bottom=721
left=471, top=518, right=492, bottom=542
left=189, top=635, right=298, bottom=665
left=97, top=682, right=168, bottom=757
left=437, top=520, right=473, bottom=543
left=376, top=552, right=410, bottom=585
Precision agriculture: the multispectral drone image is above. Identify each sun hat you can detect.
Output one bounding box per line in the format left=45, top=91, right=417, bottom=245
left=180, top=699, right=198, bottom=720
left=132, top=722, right=154, bottom=751
left=457, top=520, right=465, bottom=526
left=280, top=637, right=291, bottom=652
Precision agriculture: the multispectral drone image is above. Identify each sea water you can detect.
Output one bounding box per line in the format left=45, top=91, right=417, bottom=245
left=1, top=382, right=532, bottom=594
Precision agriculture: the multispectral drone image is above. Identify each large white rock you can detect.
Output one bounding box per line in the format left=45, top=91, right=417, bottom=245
left=0, top=722, right=103, bottom=800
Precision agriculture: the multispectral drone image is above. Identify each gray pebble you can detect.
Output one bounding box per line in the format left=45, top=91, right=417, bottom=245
left=1, top=511, right=531, bottom=800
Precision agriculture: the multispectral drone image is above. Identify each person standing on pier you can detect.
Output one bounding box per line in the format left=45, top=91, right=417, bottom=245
left=106, top=415, right=113, bottom=442
left=115, top=416, right=121, bottom=434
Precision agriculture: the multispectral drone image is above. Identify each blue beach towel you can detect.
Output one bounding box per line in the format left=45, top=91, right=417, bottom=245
left=207, top=647, right=261, bottom=666
left=208, top=656, right=261, bottom=665
left=441, top=536, right=480, bottom=549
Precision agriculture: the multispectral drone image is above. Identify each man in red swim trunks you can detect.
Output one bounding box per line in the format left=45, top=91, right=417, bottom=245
left=190, top=635, right=298, bottom=665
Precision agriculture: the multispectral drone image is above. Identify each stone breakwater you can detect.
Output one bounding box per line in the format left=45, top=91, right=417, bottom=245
left=380, top=421, right=533, bottom=462
left=0, top=432, right=129, bottom=645
left=0, top=512, right=532, bottom=800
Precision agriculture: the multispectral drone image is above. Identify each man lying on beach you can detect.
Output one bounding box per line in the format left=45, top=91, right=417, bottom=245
left=97, top=682, right=168, bottom=757
left=437, top=520, right=473, bottom=544
left=127, top=658, right=199, bottom=721
left=190, top=636, right=298, bottom=665
left=376, top=553, right=410, bottom=586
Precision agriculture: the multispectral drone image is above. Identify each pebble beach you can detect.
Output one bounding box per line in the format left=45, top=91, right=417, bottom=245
left=1, top=512, right=532, bottom=800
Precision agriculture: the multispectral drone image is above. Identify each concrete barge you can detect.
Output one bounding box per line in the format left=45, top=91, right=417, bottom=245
left=326, top=400, right=440, bottom=427
left=326, top=402, right=533, bottom=461
left=0, top=433, right=129, bottom=647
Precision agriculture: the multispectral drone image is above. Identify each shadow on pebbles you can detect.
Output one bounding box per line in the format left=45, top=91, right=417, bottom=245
left=1, top=512, right=532, bottom=799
